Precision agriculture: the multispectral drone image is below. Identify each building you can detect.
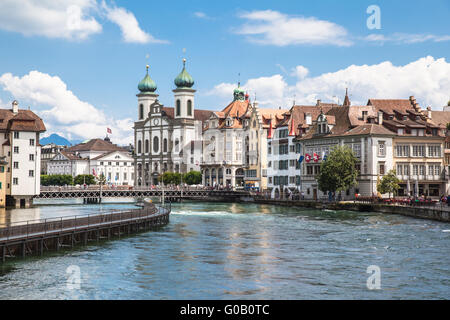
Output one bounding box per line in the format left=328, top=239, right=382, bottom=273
left=246, top=106, right=287, bottom=190
left=267, top=93, right=449, bottom=200
left=0, top=100, right=46, bottom=207
left=201, top=85, right=253, bottom=188
left=48, top=138, right=134, bottom=185
left=133, top=60, right=213, bottom=186
left=267, top=101, right=338, bottom=197
left=41, top=143, right=67, bottom=174
left=0, top=156, right=7, bottom=207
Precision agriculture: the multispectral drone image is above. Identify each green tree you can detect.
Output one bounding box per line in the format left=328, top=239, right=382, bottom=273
left=159, top=172, right=174, bottom=184
left=40, top=174, right=73, bottom=186
left=377, top=170, right=401, bottom=198
left=317, top=145, right=358, bottom=198
left=74, top=174, right=95, bottom=185
left=172, top=172, right=182, bottom=185
left=182, top=171, right=202, bottom=185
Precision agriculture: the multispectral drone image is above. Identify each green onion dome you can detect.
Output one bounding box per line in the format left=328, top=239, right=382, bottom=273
left=233, top=82, right=245, bottom=101
left=174, top=58, right=194, bottom=89
left=138, top=65, right=157, bottom=93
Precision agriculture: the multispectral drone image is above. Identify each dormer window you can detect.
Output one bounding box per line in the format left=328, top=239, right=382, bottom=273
left=403, top=115, right=408, bottom=121
left=389, top=115, right=394, bottom=120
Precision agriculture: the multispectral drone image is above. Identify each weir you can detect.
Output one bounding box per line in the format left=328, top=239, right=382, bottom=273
left=0, top=202, right=171, bottom=263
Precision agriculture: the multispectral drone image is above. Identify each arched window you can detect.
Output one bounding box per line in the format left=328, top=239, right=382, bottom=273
left=187, top=100, right=192, bottom=116
left=163, top=138, right=168, bottom=153
left=175, top=138, right=179, bottom=152
left=153, top=136, right=159, bottom=153
left=176, top=100, right=181, bottom=116
left=145, top=139, right=149, bottom=153
left=137, top=140, right=142, bottom=154
left=139, top=104, right=144, bottom=119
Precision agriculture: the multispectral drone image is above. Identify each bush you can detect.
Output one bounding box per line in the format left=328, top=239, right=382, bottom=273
left=74, top=174, right=96, bottom=185
left=40, top=174, right=73, bottom=186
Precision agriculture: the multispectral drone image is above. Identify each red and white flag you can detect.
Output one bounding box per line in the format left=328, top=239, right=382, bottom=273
left=107, top=128, right=112, bottom=134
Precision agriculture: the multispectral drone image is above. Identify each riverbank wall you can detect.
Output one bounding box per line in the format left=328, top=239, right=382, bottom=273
left=252, top=199, right=450, bottom=223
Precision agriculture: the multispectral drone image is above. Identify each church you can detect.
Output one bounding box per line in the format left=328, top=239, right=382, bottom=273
left=133, top=59, right=213, bottom=186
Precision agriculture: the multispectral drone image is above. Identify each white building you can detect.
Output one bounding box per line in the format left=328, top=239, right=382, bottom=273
left=0, top=100, right=46, bottom=207
left=48, top=138, right=134, bottom=185
left=133, top=60, right=212, bottom=186
left=201, top=85, right=253, bottom=188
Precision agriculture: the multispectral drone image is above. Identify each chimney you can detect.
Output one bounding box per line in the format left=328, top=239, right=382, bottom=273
left=316, top=99, right=321, bottom=107
left=12, top=100, right=18, bottom=114
left=427, top=106, right=432, bottom=119
left=377, top=111, right=383, bottom=125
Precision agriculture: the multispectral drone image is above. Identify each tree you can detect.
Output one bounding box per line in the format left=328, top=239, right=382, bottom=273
left=317, top=145, right=358, bottom=198
left=183, top=171, right=202, bottom=185
left=74, top=174, right=96, bottom=185
left=159, top=172, right=174, bottom=184
left=40, top=174, right=73, bottom=186
left=377, top=170, right=401, bottom=198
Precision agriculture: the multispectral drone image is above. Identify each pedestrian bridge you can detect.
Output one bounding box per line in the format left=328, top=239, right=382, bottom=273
left=35, top=187, right=250, bottom=202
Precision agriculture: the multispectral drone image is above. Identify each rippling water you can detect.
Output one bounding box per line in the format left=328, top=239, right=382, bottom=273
left=0, top=200, right=449, bottom=299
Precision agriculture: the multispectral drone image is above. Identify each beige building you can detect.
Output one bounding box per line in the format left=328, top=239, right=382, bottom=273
left=245, top=106, right=287, bottom=190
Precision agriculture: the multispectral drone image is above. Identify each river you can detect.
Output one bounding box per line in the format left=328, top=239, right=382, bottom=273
left=0, top=200, right=449, bottom=299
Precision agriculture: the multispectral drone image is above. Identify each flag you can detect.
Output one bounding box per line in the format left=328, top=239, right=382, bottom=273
left=298, top=155, right=304, bottom=164
left=313, top=153, right=319, bottom=162
left=92, top=168, right=97, bottom=177
left=305, top=154, right=311, bottom=163
left=107, top=128, right=112, bottom=134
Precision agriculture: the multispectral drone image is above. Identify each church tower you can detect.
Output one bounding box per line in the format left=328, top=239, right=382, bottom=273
left=173, top=58, right=195, bottom=119
left=137, top=65, right=158, bottom=121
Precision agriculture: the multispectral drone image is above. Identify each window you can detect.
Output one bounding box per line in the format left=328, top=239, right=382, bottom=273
left=108, top=162, right=112, bottom=166
left=435, top=165, right=441, bottom=176
left=176, top=100, right=181, bottom=116
left=0, top=166, right=3, bottom=173
left=419, top=165, right=426, bottom=175
left=378, top=141, right=385, bottom=157
left=14, top=132, right=19, bottom=139
left=13, top=178, right=18, bottom=185
left=124, top=173, right=127, bottom=181
left=413, top=164, right=418, bottom=176
left=164, top=139, right=168, bottom=153
left=397, top=164, right=403, bottom=175
left=412, top=145, right=425, bottom=157
left=13, top=162, right=19, bottom=169
left=29, top=139, right=35, bottom=146
left=14, top=146, right=19, bottom=153
left=396, top=145, right=410, bottom=157
left=187, top=100, right=192, bottom=116
left=29, top=154, right=34, bottom=161
left=100, top=162, right=104, bottom=166
left=139, top=104, right=144, bottom=119
left=145, top=139, right=149, bottom=153
left=153, top=136, right=159, bottom=153
left=29, top=170, right=34, bottom=177
left=379, top=163, right=385, bottom=175
left=137, top=140, right=142, bottom=154
left=428, top=145, right=441, bottom=157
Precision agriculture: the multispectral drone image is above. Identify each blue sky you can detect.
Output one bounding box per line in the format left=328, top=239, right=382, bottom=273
left=0, top=0, right=449, bottom=144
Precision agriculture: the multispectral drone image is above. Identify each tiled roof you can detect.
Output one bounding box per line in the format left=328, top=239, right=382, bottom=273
left=66, top=139, right=126, bottom=153
left=367, top=99, right=413, bottom=113
left=0, top=109, right=46, bottom=132
left=431, top=111, right=450, bottom=128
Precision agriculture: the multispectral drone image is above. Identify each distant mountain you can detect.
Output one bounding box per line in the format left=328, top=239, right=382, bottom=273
left=40, top=133, right=72, bottom=146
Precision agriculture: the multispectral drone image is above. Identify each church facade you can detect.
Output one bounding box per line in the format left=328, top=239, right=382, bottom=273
left=133, top=60, right=212, bottom=186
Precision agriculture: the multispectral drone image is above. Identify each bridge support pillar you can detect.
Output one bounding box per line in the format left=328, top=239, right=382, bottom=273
left=22, top=241, right=26, bottom=258
left=1, top=245, right=5, bottom=262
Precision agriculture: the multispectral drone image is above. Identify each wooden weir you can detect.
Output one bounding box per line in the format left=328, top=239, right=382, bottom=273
left=0, top=202, right=171, bottom=263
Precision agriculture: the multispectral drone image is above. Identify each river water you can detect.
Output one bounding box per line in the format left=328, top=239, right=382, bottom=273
left=0, top=200, right=449, bottom=299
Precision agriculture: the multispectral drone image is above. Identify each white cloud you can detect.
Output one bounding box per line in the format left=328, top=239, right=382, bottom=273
left=365, top=33, right=450, bottom=44
left=206, top=56, right=450, bottom=110
left=235, top=10, right=352, bottom=47
left=291, top=65, right=309, bottom=79
left=0, top=0, right=166, bottom=44
left=0, top=71, right=133, bottom=145
left=102, top=1, right=168, bottom=44
left=0, top=0, right=102, bottom=40
left=194, top=12, right=212, bottom=20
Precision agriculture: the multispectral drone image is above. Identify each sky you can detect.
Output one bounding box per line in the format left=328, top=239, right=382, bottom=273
left=0, top=0, right=449, bottom=145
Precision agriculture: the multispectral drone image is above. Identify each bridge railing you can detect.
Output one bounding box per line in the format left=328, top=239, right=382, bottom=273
left=0, top=202, right=170, bottom=241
